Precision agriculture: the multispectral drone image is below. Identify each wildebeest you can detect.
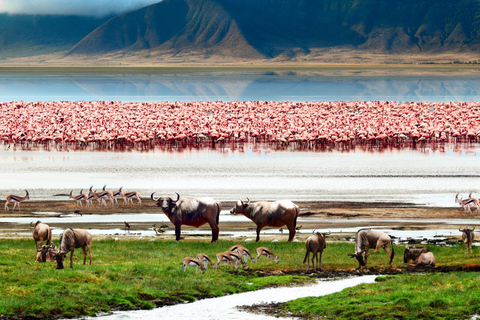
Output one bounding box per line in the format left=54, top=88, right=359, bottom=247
left=50, top=228, right=92, bottom=269
left=31, top=220, right=52, bottom=250
left=303, top=231, right=328, bottom=271
left=348, top=229, right=394, bottom=269
left=459, top=226, right=475, bottom=254
left=36, top=244, right=57, bottom=262
left=230, top=198, right=299, bottom=242
left=403, top=246, right=436, bottom=268
left=150, top=192, right=221, bottom=242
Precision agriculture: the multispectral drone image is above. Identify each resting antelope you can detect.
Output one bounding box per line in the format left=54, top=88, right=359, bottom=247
left=348, top=228, right=394, bottom=269
left=181, top=257, right=206, bottom=274
left=254, top=247, right=279, bottom=264
left=403, top=246, right=436, bottom=268
left=460, top=226, right=475, bottom=254
left=229, top=244, right=256, bottom=264
left=196, top=253, right=216, bottom=269
left=455, top=193, right=478, bottom=213
left=69, top=189, right=88, bottom=207
left=303, top=231, right=329, bottom=271
left=5, top=190, right=29, bottom=210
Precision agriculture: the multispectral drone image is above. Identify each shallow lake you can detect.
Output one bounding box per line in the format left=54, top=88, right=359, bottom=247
left=2, top=69, right=480, bottom=102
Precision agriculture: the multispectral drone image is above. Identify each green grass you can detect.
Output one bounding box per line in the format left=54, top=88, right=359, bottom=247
left=283, top=272, right=480, bottom=319
left=1, top=239, right=480, bottom=319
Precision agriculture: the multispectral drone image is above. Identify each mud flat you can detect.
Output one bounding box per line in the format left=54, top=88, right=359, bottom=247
left=0, top=200, right=476, bottom=244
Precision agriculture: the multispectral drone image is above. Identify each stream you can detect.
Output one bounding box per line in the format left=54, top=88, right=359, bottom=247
left=82, top=275, right=377, bottom=320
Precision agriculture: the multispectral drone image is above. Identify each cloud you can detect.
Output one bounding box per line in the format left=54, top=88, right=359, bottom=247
left=0, top=0, right=162, bottom=18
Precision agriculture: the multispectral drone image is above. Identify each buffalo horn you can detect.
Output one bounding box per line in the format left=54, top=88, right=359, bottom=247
left=174, top=193, right=180, bottom=203
left=150, top=192, right=158, bottom=202
left=246, top=197, right=250, bottom=204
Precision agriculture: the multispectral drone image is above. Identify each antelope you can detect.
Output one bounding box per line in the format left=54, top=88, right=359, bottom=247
left=254, top=247, right=279, bottom=264
left=181, top=257, right=206, bottom=274
left=403, top=246, right=436, bottom=268
left=31, top=220, right=51, bottom=250
left=101, top=185, right=115, bottom=206
left=226, top=250, right=246, bottom=268
left=123, top=190, right=142, bottom=206
left=348, top=228, right=394, bottom=269
left=303, top=231, right=329, bottom=271
left=214, top=252, right=239, bottom=269
left=69, top=189, right=88, bottom=207
left=229, top=244, right=256, bottom=264
left=5, top=190, right=29, bottom=210
left=196, top=253, right=216, bottom=269
left=88, top=186, right=111, bottom=206
left=459, top=226, right=475, bottom=254
left=112, top=187, right=125, bottom=205
left=455, top=193, right=478, bottom=213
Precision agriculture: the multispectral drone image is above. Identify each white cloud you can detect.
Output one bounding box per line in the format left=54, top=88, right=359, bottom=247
left=0, top=0, right=162, bottom=18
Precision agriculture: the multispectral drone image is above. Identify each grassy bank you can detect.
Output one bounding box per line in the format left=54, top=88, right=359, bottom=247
left=1, top=239, right=479, bottom=319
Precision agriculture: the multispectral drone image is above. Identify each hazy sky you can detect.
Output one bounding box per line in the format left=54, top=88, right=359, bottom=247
left=0, top=0, right=161, bottom=17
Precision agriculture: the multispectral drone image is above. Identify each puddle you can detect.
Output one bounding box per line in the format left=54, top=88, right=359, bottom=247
left=81, top=275, right=377, bottom=320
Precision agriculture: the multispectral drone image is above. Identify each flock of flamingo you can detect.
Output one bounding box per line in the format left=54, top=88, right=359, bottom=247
left=1, top=100, right=479, bottom=151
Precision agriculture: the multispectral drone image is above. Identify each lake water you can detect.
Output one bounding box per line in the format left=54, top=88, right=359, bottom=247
left=0, top=69, right=480, bottom=206
left=1, top=69, right=480, bottom=102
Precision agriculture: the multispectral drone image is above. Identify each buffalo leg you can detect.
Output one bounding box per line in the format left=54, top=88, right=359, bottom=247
left=208, top=221, right=219, bottom=242
left=255, top=225, right=262, bottom=242
left=175, top=224, right=182, bottom=241
left=286, top=224, right=296, bottom=242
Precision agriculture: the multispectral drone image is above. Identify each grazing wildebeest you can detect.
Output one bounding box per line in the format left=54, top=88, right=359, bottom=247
left=150, top=192, right=221, bottom=242
left=36, top=244, right=57, bottom=262
left=459, top=226, right=475, bottom=254
left=403, top=246, right=436, bottom=268
left=50, top=228, right=92, bottom=269
left=303, top=231, right=328, bottom=271
left=348, top=229, right=394, bottom=269
left=230, top=198, right=299, bottom=242
left=31, top=220, right=52, bottom=250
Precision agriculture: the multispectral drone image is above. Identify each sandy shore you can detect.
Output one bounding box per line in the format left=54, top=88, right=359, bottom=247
left=0, top=199, right=476, bottom=243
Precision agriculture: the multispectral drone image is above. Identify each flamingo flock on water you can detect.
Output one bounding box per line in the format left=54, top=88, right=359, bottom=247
left=0, top=100, right=479, bottom=151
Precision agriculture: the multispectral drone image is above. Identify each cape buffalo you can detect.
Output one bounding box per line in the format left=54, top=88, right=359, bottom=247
left=230, top=198, right=299, bottom=241
left=151, top=192, right=221, bottom=242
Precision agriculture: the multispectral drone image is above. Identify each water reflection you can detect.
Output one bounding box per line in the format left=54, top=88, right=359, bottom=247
left=1, top=71, right=480, bottom=102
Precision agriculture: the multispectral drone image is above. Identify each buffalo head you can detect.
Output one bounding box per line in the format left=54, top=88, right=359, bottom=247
left=230, top=198, right=250, bottom=214
left=348, top=251, right=366, bottom=266
left=151, top=192, right=179, bottom=215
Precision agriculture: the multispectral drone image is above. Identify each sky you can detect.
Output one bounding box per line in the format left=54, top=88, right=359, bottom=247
left=0, top=0, right=162, bottom=18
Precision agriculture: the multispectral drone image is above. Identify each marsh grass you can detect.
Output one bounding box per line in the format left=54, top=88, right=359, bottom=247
left=1, top=239, right=479, bottom=319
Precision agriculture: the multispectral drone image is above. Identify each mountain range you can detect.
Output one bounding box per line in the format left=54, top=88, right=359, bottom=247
left=2, top=0, right=480, bottom=64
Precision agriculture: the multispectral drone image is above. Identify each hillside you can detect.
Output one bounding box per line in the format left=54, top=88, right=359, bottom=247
left=0, top=14, right=111, bottom=57
left=65, top=0, right=480, bottom=61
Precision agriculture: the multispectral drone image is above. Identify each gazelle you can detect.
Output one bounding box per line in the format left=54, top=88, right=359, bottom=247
left=214, top=252, right=239, bottom=269
left=229, top=244, right=256, bottom=264
left=123, top=190, right=142, bottom=206
left=226, top=250, right=246, bottom=268
left=181, top=257, right=206, bottom=274
left=455, top=193, right=478, bottom=213
left=88, top=186, right=111, bottom=206
left=254, top=247, right=279, bottom=264
left=101, top=185, right=115, bottom=206
left=69, top=189, right=88, bottom=207
left=5, top=190, right=29, bottom=211
left=196, top=253, right=216, bottom=269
